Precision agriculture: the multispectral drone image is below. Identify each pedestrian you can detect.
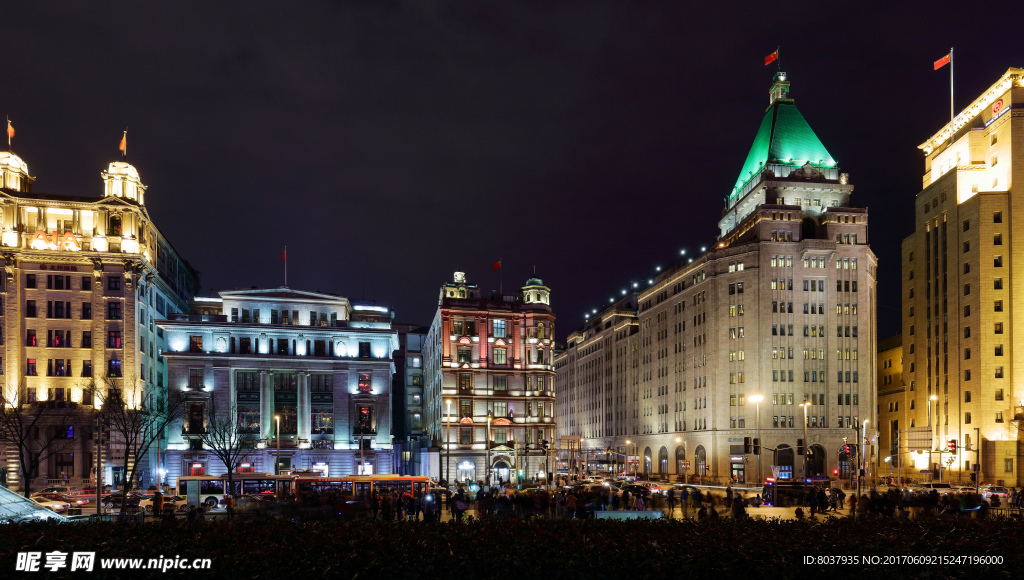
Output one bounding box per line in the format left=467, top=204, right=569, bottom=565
left=371, top=492, right=380, bottom=520
left=806, top=488, right=818, bottom=516
left=634, top=493, right=646, bottom=511
left=186, top=505, right=197, bottom=522
left=611, top=491, right=620, bottom=511
left=195, top=506, right=206, bottom=521
left=817, top=488, right=828, bottom=514
left=667, top=488, right=677, bottom=517
left=680, top=487, right=690, bottom=517
left=225, top=495, right=234, bottom=519
left=731, top=493, right=746, bottom=519
left=725, top=485, right=733, bottom=508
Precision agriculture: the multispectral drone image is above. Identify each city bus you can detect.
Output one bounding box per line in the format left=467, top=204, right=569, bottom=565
left=294, top=474, right=429, bottom=501
left=177, top=474, right=295, bottom=508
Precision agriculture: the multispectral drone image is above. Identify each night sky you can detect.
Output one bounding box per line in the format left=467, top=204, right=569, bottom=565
left=2, top=3, right=1020, bottom=341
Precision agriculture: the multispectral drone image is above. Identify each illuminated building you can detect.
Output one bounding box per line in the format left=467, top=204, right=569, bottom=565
left=158, top=288, right=398, bottom=480
left=556, top=73, right=877, bottom=483
left=876, top=335, right=903, bottom=480
left=424, top=272, right=556, bottom=485
left=391, top=323, right=431, bottom=476
left=554, top=294, right=638, bottom=476
left=901, top=68, right=1024, bottom=485
left=0, top=150, right=199, bottom=490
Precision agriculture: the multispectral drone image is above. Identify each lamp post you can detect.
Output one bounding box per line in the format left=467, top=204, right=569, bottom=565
left=486, top=411, right=493, bottom=488
left=799, top=401, right=810, bottom=479
left=749, top=395, right=763, bottom=485
left=858, top=419, right=869, bottom=507
left=626, top=439, right=637, bottom=479
left=274, top=415, right=281, bottom=475
left=445, top=399, right=451, bottom=486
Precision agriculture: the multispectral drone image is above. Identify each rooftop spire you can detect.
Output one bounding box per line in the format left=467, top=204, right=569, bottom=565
left=769, top=71, right=790, bottom=105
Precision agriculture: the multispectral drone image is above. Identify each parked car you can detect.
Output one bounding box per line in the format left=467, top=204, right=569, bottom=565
left=32, top=492, right=89, bottom=506
left=637, top=482, right=663, bottom=494
left=620, top=484, right=651, bottom=498
left=101, top=492, right=143, bottom=509
left=982, top=486, right=1009, bottom=501
left=39, top=486, right=79, bottom=495
left=31, top=497, right=70, bottom=513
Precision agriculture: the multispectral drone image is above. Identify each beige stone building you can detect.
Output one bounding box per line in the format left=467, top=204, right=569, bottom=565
left=901, top=67, right=1024, bottom=486
left=424, top=273, right=556, bottom=485
left=554, top=294, right=638, bottom=476
left=0, top=150, right=199, bottom=490
left=555, top=72, right=878, bottom=484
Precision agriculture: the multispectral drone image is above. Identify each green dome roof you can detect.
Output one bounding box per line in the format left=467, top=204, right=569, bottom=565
left=727, top=87, right=835, bottom=206
left=525, top=277, right=544, bottom=286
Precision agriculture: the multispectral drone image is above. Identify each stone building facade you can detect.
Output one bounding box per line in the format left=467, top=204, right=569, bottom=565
left=424, top=272, right=556, bottom=485
left=158, top=288, right=397, bottom=483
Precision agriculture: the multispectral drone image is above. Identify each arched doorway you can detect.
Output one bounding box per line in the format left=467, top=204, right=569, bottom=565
left=694, top=446, right=707, bottom=479
left=658, top=447, right=669, bottom=474
left=643, top=447, right=653, bottom=474
left=776, top=444, right=794, bottom=480
left=808, top=444, right=826, bottom=477
left=675, top=446, right=686, bottom=476
left=493, top=460, right=510, bottom=485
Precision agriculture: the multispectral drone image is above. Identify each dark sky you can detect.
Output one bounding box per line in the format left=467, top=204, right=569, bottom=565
left=2, top=2, right=1020, bottom=340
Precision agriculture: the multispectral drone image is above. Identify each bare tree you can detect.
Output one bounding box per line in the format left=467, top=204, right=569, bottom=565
left=0, top=379, right=84, bottom=497
left=95, top=374, right=184, bottom=512
left=197, top=396, right=257, bottom=497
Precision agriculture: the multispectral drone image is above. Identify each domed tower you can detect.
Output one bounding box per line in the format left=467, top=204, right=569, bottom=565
left=102, top=161, right=146, bottom=205
left=0, top=151, right=34, bottom=193
left=521, top=276, right=550, bottom=305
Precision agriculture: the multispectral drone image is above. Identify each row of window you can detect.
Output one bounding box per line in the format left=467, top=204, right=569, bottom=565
left=25, top=358, right=102, bottom=377
left=25, top=330, right=120, bottom=348
left=24, top=300, right=116, bottom=319
left=772, top=370, right=860, bottom=383
left=25, top=274, right=120, bottom=292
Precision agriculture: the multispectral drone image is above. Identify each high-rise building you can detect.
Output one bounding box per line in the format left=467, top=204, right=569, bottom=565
left=901, top=67, right=1024, bottom=486
left=0, top=151, right=199, bottom=491
left=158, top=288, right=398, bottom=482
left=555, top=73, right=877, bottom=484
left=392, top=322, right=432, bottom=476
left=424, top=272, right=556, bottom=486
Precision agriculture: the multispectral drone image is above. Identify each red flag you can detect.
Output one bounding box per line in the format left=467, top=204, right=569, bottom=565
left=764, top=50, right=778, bottom=66
left=119, top=132, right=126, bottom=152
left=492, top=259, right=501, bottom=270
left=282, top=248, right=287, bottom=262
left=6, top=121, right=13, bottom=140
left=933, top=53, right=951, bottom=70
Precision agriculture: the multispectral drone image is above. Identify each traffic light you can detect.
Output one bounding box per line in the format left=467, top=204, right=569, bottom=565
left=752, top=438, right=761, bottom=456
left=948, top=439, right=957, bottom=453
left=797, top=438, right=805, bottom=455
left=833, top=469, right=839, bottom=476
left=743, top=436, right=752, bottom=454
left=842, top=444, right=850, bottom=455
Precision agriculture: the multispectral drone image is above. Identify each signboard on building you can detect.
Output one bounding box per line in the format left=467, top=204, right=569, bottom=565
left=907, top=426, right=932, bottom=452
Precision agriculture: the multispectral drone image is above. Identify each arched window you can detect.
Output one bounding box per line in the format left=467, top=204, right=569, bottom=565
left=675, top=446, right=686, bottom=474
left=658, top=446, right=669, bottom=474
left=109, top=215, right=122, bottom=236
left=643, top=446, right=653, bottom=474
left=694, top=446, right=707, bottom=476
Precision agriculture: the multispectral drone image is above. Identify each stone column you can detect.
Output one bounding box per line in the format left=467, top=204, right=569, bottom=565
left=298, top=372, right=310, bottom=443
left=260, top=371, right=272, bottom=439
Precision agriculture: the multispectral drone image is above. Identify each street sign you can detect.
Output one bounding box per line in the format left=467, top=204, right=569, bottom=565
left=811, top=476, right=830, bottom=482
left=919, top=470, right=932, bottom=474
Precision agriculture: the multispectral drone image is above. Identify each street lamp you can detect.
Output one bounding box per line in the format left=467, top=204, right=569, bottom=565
left=445, top=399, right=452, bottom=486
left=274, top=415, right=281, bottom=475
left=799, top=401, right=810, bottom=479
left=749, top=394, right=763, bottom=485
left=626, top=439, right=637, bottom=479
left=858, top=419, right=870, bottom=507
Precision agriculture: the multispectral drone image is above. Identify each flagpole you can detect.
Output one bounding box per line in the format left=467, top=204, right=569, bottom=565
left=499, top=258, right=503, bottom=296
left=284, top=246, right=288, bottom=287
left=776, top=46, right=781, bottom=72
left=949, top=47, right=954, bottom=147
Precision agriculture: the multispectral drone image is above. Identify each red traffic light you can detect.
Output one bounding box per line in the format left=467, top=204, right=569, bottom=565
left=833, top=469, right=839, bottom=476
